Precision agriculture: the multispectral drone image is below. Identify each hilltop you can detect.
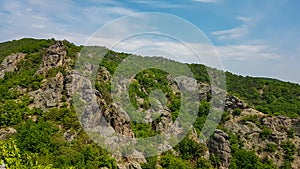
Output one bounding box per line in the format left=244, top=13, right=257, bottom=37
left=0, top=38, right=299, bottom=169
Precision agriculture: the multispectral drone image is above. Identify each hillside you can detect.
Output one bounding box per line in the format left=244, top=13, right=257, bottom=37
left=0, top=38, right=299, bottom=169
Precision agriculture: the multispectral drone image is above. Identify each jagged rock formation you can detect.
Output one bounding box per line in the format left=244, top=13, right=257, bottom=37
left=29, top=72, right=64, bottom=109
left=208, top=129, right=231, bottom=169
left=0, top=53, right=25, bottom=78
left=37, top=41, right=66, bottom=74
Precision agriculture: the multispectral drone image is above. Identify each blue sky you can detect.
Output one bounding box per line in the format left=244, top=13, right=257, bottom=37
left=0, top=0, right=299, bottom=83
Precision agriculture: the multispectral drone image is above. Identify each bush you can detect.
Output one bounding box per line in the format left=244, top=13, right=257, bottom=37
left=264, top=142, right=277, bottom=152
left=232, top=108, right=242, bottom=116
left=259, top=127, right=272, bottom=140
left=197, top=158, right=214, bottom=169
left=281, top=141, right=296, bottom=163
left=16, top=120, right=58, bottom=153
left=160, top=153, right=193, bottom=169
left=287, top=128, right=295, bottom=139
left=229, top=149, right=261, bottom=169
left=174, top=136, right=207, bottom=160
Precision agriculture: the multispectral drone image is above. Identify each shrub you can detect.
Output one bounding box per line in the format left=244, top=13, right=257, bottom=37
left=160, top=153, right=193, bottom=169
left=259, top=127, right=272, bottom=140
left=174, top=136, right=207, bottom=160
left=197, top=158, right=214, bottom=169
left=232, top=108, right=242, bottom=116
left=281, top=141, right=296, bottom=163
left=287, top=128, right=295, bottom=139
left=264, top=142, right=277, bottom=152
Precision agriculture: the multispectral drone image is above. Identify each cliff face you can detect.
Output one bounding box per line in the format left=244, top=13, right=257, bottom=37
left=0, top=39, right=299, bottom=169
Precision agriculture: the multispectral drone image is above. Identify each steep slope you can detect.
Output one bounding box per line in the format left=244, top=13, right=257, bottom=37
left=0, top=38, right=299, bottom=169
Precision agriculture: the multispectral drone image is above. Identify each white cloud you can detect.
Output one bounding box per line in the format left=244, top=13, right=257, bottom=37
left=211, top=25, right=248, bottom=40
left=84, top=34, right=281, bottom=63
left=0, top=0, right=136, bottom=43
left=216, top=44, right=281, bottom=60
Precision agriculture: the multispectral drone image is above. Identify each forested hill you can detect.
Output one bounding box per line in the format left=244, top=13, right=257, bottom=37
left=0, top=38, right=299, bottom=169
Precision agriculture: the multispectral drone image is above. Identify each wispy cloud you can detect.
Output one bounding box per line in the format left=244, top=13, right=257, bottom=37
left=0, top=0, right=135, bottom=43
left=211, top=15, right=256, bottom=40
left=236, top=16, right=252, bottom=24
left=217, top=44, right=281, bottom=60
left=211, top=25, right=248, bottom=40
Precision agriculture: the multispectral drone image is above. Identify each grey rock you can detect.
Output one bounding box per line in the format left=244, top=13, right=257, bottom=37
left=37, top=41, right=66, bottom=74
left=0, top=53, right=25, bottom=78
left=29, top=72, right=64, bottom=109
left=207, top=129, right=231, bottom=169
left=225, top=95, right=246, bottom=111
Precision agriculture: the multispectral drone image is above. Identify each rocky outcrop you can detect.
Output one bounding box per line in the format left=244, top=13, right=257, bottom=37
left=0, top=53, right=25, bottom=78
left=29, top=41, right=69, bottom=109
left=37, top=41, right=66, bottom=74
left=225, top=95, right=247, bottom=111
left=208, top=129, right=231, bottom=169
left=29, top=72, right=64, bottom=109
left=224, top=108, right=300, bottom=168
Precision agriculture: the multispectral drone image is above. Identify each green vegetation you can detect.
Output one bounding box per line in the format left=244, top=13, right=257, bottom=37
left=0, top=39, right=117, bottom=169
left=0, top=38, right=55, bottom=63
left=280, top=141, right=296, bottom=168
left=229, top=132, right=278, bottom=169
left=189, top=63, right=300, bottom=117
left=264, top=142, right=277, bottom=152
left=226, top=72, right=300, bottom=117
left=259, top=127, right=273, bottom=140
left=160, top=153, right=193, bottom=169
left=0, top=38, right=299, bottom=168
left=232, top=108, right=242, bottom=116
left=174, top=136, right=207, bottom=161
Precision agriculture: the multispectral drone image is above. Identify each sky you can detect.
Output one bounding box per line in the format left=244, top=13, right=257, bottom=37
left=0, top=0, right=300, bottom=83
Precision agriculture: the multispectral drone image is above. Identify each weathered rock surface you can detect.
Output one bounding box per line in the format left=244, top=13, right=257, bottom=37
left=29, top=72, right=64, bottom=109
left=224, top=108, right=300, bottom=168
left=37, top=41, right=66, bottom=74
left=0, top=53, right=25, bottom=78
left=208, top=129, right=231, bottom=169
left=225, top=95, right=247, bottom=111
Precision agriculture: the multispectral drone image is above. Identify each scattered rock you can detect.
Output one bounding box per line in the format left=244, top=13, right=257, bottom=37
left=0, top=127, right=17, bottom=140
left=63, top=128, right=79, bottom=142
